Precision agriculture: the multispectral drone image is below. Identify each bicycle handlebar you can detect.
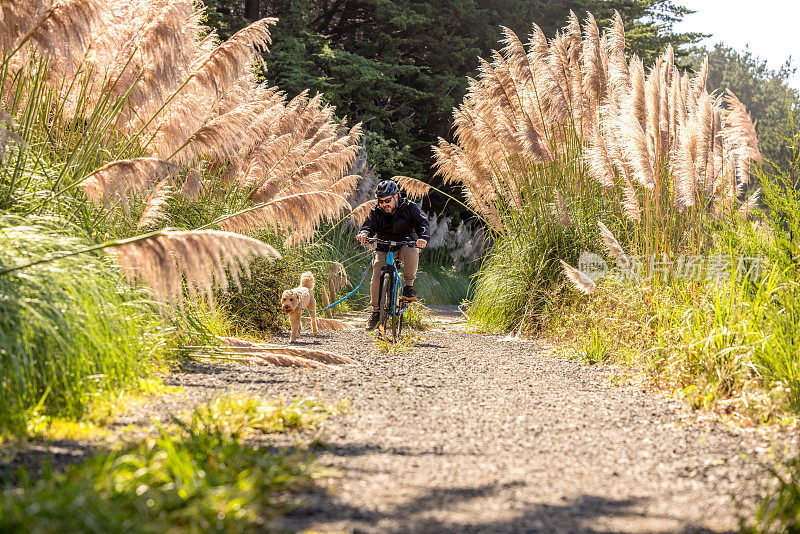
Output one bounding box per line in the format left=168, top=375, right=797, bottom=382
left=365, top=237, right=417, bottom=248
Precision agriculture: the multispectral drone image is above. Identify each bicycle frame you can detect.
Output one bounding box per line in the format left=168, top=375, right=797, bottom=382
left=382, top=249, right=405, bottom=319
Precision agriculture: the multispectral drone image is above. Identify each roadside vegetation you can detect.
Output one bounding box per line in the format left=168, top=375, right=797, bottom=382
left=0, top=0, right=367, bottom=438
left=0, top=394, right=344, bottom=533
left=436, top=9, right=796, bottom=419
left=0, top=216, right=167, bottom=436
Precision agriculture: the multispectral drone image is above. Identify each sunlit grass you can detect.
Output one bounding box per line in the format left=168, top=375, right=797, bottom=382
left=544, top=266, right=799, bottom=422
left=21, top=378, right=183, bottom=441
left=578, top=327, right=611, bottom=365
left=402, top=302, right=434, bottom=331
left=179, top=394, right=349, bottom=437
left=372, top=329, right=418, bottom=354
left=0, top=393, right=344, bottom=533
left=744, top=450, right=800, bottom=534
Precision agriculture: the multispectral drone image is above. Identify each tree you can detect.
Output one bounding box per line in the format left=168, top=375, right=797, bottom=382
left=476, top=0, right=702, bottom=65
left=695, top=44, right=800, bottom=169
left=256, top=0, right=492, bottom=181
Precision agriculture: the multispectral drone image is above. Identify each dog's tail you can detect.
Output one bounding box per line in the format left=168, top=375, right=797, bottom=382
left=300, top=271, right=315, bottom=290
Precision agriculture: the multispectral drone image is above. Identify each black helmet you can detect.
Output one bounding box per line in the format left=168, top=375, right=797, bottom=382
left=375, top=179, right=399, bottom=198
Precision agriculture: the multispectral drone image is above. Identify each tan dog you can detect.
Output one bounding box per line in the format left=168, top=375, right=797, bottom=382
left=281, top=271, right=318, bottom=344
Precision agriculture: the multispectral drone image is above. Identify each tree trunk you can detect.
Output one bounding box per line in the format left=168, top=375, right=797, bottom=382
left=244, top=0, right=259, bottom=20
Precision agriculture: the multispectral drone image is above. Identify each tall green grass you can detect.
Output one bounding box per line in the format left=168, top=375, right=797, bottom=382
left=0, top=54, right=175, bottom=436
left=0, top=215, right=166, bottom=436
left=542, top=134, right=800, bottom=413
left=468, top=131, right=610, bottom=331
left=0, top=53, right=145, bottom=232
left=414, top=266, right=471, bottom=305
left=665, top=130, right=800, bottom=410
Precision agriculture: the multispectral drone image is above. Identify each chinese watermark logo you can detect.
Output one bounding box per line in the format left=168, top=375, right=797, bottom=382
left=578, top=253, right=762, bottom=283
left=577, top=251, right=607, bottom=281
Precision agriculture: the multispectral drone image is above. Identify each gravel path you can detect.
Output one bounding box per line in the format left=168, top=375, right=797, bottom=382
left=144, top=306, right=796, bottom=534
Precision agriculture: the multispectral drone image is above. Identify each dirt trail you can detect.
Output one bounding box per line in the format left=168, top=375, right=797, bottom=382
left=159, top=306, right=793, bottom=533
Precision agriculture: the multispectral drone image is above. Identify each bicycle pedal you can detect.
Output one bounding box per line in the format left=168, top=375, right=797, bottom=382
left=399, top=296, right=417, bottom=302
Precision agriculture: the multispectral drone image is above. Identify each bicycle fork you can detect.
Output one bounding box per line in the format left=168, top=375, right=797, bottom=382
left=380, top=260, right=398, bottom=316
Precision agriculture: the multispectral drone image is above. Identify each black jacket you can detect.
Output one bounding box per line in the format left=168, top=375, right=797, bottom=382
left=359, top=197, right=430, bottom=251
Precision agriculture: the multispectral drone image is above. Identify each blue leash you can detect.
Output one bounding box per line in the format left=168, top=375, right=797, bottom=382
left=304, top=262, right=372, bottom=313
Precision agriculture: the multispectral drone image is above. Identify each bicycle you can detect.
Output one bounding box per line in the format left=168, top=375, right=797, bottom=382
left=366, top=238, right=417, bottom=342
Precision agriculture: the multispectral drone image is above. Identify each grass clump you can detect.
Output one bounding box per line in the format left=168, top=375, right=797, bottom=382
left=435, top=8, right=799, bottom=423
left=0, top=216, right=166, bottom=437
left=402, top=302, right=434, bottom=331
left=371, top=303, right=434, bottom=353
left=373, top=332, right=418, bottom=354
left=469, top=202, right=597, bottom=333
left=0, top=393, right=342, bottom=533
left=22, top=379, right=183, bottom=442
left=530, top=122, right=800, bottom=424
left=745, top=450, right=800, bottom=533
left=579, top=327, right=611, bottom=365
left=183, top=394, right=348, bottom=437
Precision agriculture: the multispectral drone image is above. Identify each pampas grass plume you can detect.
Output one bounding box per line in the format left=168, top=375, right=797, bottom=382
left=597, top=221, right=631, bottom=268
left=110, top=229, right=280, bottom=311
left=395, top=175, right=432, bottom=200
left=560, top=260, right=596, bottom=295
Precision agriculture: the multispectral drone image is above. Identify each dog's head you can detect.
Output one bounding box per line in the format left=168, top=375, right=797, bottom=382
left=281, top=289, right=300, bottom=313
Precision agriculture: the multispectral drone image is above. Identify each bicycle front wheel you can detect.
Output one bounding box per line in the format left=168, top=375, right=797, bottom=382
left=378, top=272, right=393, bottom=338
left=397, top=310, right=404, bottom=339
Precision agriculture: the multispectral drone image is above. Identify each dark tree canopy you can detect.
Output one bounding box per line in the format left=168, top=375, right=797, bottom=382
left=203, top=0, right=701, bottom=201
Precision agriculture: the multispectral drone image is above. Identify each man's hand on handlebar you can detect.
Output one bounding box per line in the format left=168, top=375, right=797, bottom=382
left=358, top=236, right=423, bottom=249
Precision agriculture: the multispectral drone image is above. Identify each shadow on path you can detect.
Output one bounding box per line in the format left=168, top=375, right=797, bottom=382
left=284, top=475, right=720, bottom=533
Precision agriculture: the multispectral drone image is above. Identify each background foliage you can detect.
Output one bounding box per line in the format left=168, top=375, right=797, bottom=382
left=692, top=44, right=800, bottom=170
left=204, top=0, right=702, bottom=212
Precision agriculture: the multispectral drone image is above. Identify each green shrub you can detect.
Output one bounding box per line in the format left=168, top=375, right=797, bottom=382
left=217, top=254, right=301, bottom=335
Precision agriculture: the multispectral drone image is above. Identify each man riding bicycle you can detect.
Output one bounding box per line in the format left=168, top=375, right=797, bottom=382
left=356, top=179, right=430, bottom=331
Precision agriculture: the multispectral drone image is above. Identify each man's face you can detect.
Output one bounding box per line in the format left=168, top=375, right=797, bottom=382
left=378, top=193, right=397, bottom=213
